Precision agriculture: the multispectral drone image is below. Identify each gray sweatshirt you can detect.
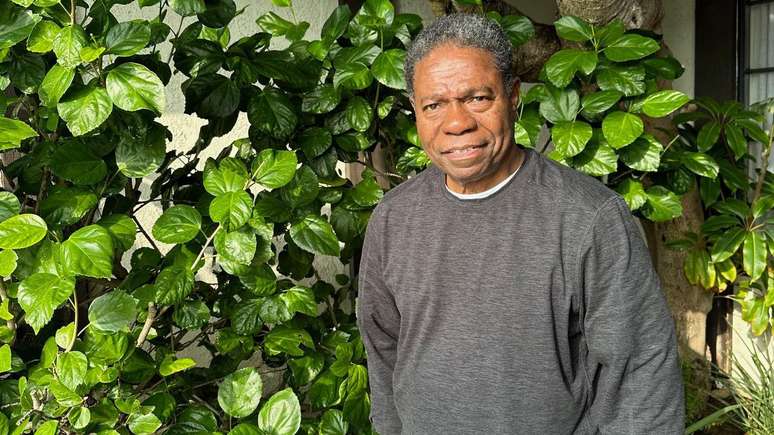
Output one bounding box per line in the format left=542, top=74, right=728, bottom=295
left=355, top=148, right=685, bottom=434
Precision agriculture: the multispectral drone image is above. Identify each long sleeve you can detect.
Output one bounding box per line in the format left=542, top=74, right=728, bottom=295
left=355, top=207, right=403, bottom=435
left=579, top=196, right=685, bottom=434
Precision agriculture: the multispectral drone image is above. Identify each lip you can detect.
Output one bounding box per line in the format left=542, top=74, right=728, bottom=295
left=442, top=143, right=487, bottom=160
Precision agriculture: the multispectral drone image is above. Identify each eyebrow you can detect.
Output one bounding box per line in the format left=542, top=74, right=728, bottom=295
left=420, top=86, right=496, bottom=103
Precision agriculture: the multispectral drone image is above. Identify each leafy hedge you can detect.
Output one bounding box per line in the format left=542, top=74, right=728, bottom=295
left=0, top=0, right=771, bottom=433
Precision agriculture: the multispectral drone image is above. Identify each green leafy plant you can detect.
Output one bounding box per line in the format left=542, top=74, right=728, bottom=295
left=670, top=99, right=774, bottom=335
left=513, top=15, right=691, bottom=223
left=0, top=0, right=719, bottom=432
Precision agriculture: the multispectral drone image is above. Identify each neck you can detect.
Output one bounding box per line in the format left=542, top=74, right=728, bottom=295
left=445, top=147, right=525, bottom=194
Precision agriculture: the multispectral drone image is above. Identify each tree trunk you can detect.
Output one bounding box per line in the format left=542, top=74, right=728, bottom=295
left=556, top=0, right=664, bottom=30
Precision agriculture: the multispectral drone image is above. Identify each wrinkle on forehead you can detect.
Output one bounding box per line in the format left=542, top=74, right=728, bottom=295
left=412, top=44, right=502, bottom=102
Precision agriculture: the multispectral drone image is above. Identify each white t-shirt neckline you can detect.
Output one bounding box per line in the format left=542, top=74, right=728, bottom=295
left=445, top=160, right=523, bottom=200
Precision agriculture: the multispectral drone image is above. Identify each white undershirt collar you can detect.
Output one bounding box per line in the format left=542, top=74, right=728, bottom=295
left=445, top=161, right=522, bottom=200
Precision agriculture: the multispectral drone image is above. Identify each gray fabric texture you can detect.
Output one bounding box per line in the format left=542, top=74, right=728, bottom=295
left=355, top=147, right=685, bottom=435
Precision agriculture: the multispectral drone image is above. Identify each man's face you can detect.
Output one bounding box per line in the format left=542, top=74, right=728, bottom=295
left=411, top=44, right=520, bottom=193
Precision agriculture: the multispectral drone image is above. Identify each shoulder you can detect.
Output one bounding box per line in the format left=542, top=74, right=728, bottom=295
left=524, top=149, right=625, bottom=218
left=370, top=164, right=439, bottom=220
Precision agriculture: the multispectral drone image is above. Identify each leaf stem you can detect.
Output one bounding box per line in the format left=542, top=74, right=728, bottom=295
left=191, top=226, right=220, bottom=271
left=132, top=215, right=162, bottom=253
left=0, top=280, right=17, bottom=345
left=66, top=291, right=78, bottom=352
left=751, top=122, right=774, bottom=205
left=136, top=302, right=156, bottom=347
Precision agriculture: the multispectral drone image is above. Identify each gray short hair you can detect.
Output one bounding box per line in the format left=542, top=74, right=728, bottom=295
left=404, top=13, right=515, bottom=96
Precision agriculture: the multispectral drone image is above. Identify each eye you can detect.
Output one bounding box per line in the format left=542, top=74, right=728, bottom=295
left=424, top=103, right=440, bottom=112
left=470, top=95, right=488, bottom=103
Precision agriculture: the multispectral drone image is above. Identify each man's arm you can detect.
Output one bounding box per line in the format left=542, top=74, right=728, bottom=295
left=355, top=207, right=402, bottom=434
left=579, top=196, right=684, bottom=434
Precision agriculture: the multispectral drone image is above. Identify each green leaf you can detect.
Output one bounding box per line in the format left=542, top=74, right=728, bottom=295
left=0, top=344, right=11, bottom=373
left=301, top=84, right=341, bottom=114
left=681, top=152, right=719, bottom=178
left=264, top=325, right=313, bottom=357
left=159, top=355, right=196, bottom=376
left=641, top=90, right=689, bottom=117
left=57, top=86, right=113, bottom=136
left=309, top=370, right=338, bottom=409
left=52, top=25, right=86, bottom=68
left=218, top=367, right=263, bottom=418
left=596, top=64, right=646, bottom=97
left=210, top=191, right=252, bottom=231
left=333, top=62, right=373, bottom=90
left=173, top=300, right=210, bottom=329
left=710, top=227, right=746, bottom=263
left=26, top=20, right=60, bottom=53
left=127, top=411, right=161, bottom=434
left=8, top=52, right=46, bottom=95
left=40, top=186, right=98, bottom=227
left=251, top=149, right=298, bottom=189
left=204, top=158, right=248, bottom=196
left=248, top=88, right=297, bottom=140
left=344, top=96, right=372, bottom=133
left=0, top=192, right=20, bottom=222
left=0, top=214, right=47, bottom=249
left=170, top=0, right=205, bottom=16
left=287, top=353, right=324, bottom=386
left=56, top=322, right=75, bottom=349
left=539, top=87, right=580, bottom=124
left=257, top=388, right=301, bottom=435
left=152, top=206, right=202, bottom=244
left=214, top=227, right=255, bottom=265
left=0, top=9, right=42, bottom=50
left=497, top=14, right=534, bottom=47
left=684, top=249, right=716, bottom=289
left=553, top=15, right=593, bottom=42
left=106, top=63, right=165, bottom=114
left=62, top=225, right=113, bottom=278
left=544, top=49, right=597, bottom=88
left=50, top=139, right=107, bottom=185
left=115, top=125, right=166, bottom=178
left=0, top=117, right=36, bottom=150
left=604, top=34, right=660, bottom=62
left=615, top=178, right=648, bottom=211
left=88, top=290, right=137, bottom=333
left=602, top=111, right=643, bottom=148
left=38, top=64, right=74, bottom=108
left=321, top=4, right=351, bottom=42
left=581, top=90, right=622, bottom=116
left=723, top=124, right=747, bottom=160
left=279, top=166, right=319, bottom=208
left=33, top=421, right=58, bottom=435
left=289, top=214, right=339, bottom=256
left=697, top=121, right=721, bottom=152
left=56, top=351, right=87, bottom=390
left=154, top=266, right=195, bottom=306
left=619, top=134, right=662, bottom=172
left=18, top=273, right=74, bottom=334
left=280, top=286, right=317, bottom=317
left=238, top=263, right=276, bottom=297
left=642, top=186, right=683, bottom=222
left=106, top=20, right=150, bottom=56
left=230, top=298, right=264, bottom=334
left=371, top=49, right=406, bottom=90
left=570, top=138, right=618, bottom=176
left=743, top=231, right=766, bottom=281
left=0, top=249, right=17, bottom=277
left=297, top=127, right=332, bottom=160
left=550, top=120, right=592, bottom=157
left=319, top=409, right=349, bottom=435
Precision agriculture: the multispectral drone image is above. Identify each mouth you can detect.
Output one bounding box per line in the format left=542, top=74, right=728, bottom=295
left=441, top=144, right=487, bottom=159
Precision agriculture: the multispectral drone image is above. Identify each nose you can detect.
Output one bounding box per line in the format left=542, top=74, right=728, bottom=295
left=441, top=101, right=476, bottom=136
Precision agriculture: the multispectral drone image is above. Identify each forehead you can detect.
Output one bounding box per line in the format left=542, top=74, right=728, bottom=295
left=412, top=44, right=502, bottom=98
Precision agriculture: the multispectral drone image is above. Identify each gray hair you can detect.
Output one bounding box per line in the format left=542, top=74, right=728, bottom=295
left=404, top=13, right=515, bottom=96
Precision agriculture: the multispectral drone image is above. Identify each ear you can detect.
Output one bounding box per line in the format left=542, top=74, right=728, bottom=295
left=509, top=77, right=521, bottom=112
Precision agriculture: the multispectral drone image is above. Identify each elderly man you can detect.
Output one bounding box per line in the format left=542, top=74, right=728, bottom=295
left=355, top=13, right=684, bottom=435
